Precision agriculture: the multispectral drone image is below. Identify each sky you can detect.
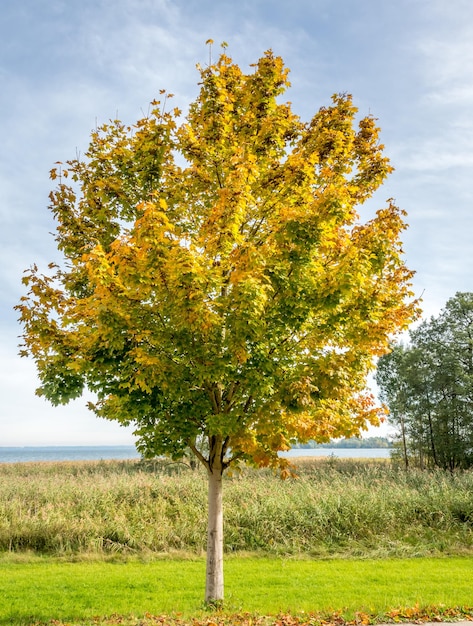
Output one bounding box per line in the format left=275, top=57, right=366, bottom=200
left=1, top=0, right=472, bottom=446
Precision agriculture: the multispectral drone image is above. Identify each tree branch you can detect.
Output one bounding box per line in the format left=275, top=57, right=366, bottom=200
left=224, top=381, right=240, bottom=412
left=206, top=383, right=220, bottom=414
left=188, top=438, right=209, bottom=471
left=243, top=395, right=254, bottom=413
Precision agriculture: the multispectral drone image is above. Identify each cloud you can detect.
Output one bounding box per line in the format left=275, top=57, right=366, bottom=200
left=2, top=0, right=473, bottom=445
left=0, top=329, right=136, bottom=446
left=416, top=0, right=473, bottom=91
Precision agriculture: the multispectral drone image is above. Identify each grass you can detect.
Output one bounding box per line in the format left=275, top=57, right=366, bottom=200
left=1, top=458, right=473, bottom=624
left=1, top=554, right=473, bottom=624
left=1, top=458, right=473, bottom=558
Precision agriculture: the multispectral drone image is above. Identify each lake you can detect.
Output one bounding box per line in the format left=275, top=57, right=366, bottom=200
left=0, top=445, right=391, bottom=463
left=280, top=447, right=391, bottom=459
left=0, top=446, right=140, bottom=464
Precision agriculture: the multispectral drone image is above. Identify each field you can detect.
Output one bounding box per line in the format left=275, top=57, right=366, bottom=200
left=1, top=458, right=473, bottom=624
left=2, top=457, right=473, bottom=557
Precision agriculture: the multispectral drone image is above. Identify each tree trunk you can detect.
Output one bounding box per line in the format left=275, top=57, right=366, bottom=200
left=205, top=467, right=224, bottom=604
left=400, top=414, right=409, bottom=470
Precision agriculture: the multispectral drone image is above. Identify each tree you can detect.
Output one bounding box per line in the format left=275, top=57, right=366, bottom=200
left=375, top=342, right=428, bottom=468
left=376, top=293, right=473, bottom=470
left=17, top=47, right=418, bottom=602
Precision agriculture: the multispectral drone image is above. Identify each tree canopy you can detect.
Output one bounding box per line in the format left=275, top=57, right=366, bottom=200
left=17, top=47, right=418, bottom=601
left=376, top=292, right=473, bottom=470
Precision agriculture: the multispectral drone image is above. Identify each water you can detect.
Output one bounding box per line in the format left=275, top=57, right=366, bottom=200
left=0, top=446, right=141, bottom=464
left=280, top=447, right=391, bottom=459
left=0, top=445, right=391, bottom=463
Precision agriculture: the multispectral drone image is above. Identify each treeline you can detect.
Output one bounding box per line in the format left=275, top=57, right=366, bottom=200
left=293, top=436, right=391, bottom=449
left=376, top=292, right=473, bottom=470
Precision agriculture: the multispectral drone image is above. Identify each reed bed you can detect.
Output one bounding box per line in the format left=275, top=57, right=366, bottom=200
left=1, top=458, right=472, bottom=558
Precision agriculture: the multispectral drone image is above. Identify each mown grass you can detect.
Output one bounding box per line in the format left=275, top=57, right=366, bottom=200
left=1, top=458, right=473, bottom=558
left=1, top=554, right=473, bottom=625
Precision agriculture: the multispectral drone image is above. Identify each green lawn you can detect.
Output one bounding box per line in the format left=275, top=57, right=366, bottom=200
left=1, top=555, right=473, bottom=625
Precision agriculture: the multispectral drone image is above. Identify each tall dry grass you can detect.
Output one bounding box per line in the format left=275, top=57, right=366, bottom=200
left=1, top=458, right=472, bottom=558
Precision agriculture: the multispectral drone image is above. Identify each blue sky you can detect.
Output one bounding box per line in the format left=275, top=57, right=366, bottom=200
left=1, top=0, right=472, bottom=445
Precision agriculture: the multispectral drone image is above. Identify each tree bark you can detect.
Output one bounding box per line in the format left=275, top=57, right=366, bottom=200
left=400, top=414, right=409, bottom=470
left=205, top=466, right=224, bottom=604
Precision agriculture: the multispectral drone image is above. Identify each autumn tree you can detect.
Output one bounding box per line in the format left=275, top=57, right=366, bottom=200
left=17, top=47, right=418, bottom=602
left=377, top=293, right=473, bottom=470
